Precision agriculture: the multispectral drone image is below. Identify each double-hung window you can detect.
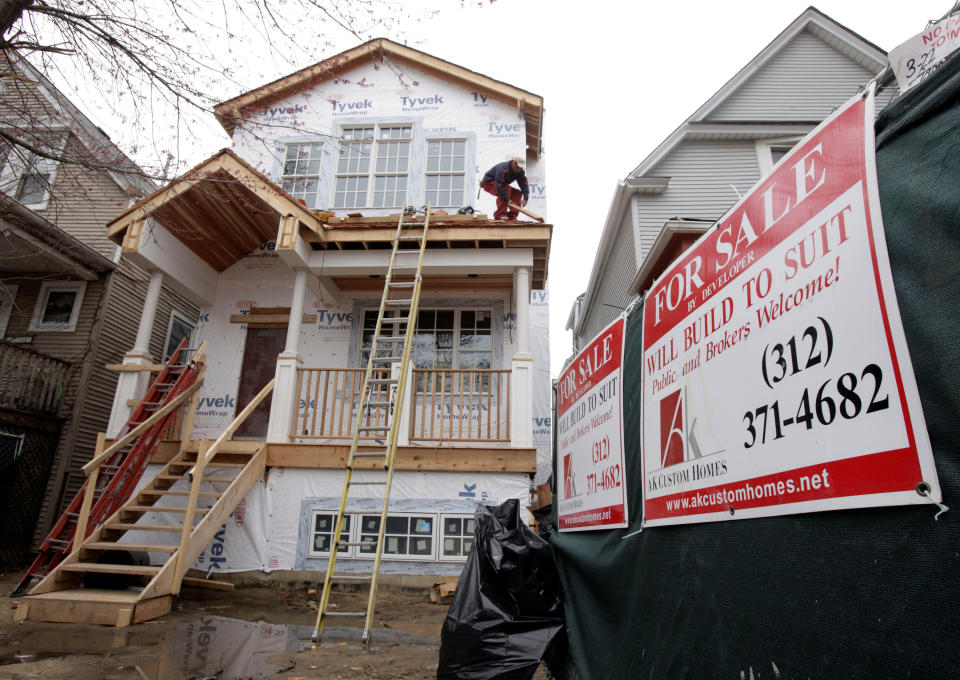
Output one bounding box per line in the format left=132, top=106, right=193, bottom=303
left=2, top=151, right=57, bottom=208
left=280, top=142, right=323, bottom=209
left=425, top=139, right=466, bottom=208
left=0, top=134, right=64, bottom=209
left=29, top=281, right=86, bottom=332
left=334, top=124, right=411, bottom=209
left=162, top=311, right=197, bottom=362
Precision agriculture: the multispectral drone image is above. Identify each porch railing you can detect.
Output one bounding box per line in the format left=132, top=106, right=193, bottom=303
left=292, top=367, right=511, bottom=443
left=0, top=341, right=71, bottom=414
left=292, top=368, right=392, bottom=440
left=411, top=369, right=511, bottom=442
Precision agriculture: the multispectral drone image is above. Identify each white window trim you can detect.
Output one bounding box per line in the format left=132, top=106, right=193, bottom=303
left=279, top=140, right=324, bottom=210
left=333, top=124, right=412, bottom=210
left=0, top=136, right=66, bottom=211
left=755, top=136, right=805, bottom=175
left=29, top=280, right=86, bottom=332
left=424, top=138, right=468, bottom=208
left=0, top=284, right=18, bottom=338
left=358, top=511, right=436, bottom=561
left=162, top=310, right=196, bottom=361
left=307, top=510, right=438, bottom=561
left=439, top=512, right=475, bottom=562
left=307, top=510, right=355, bottom=558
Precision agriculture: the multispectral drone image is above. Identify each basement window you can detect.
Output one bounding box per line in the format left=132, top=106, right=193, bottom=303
left=308, top=512, right=352, bottom=556
left=29, top=280, right=85, bottom=332
left=358, top=514, right=434, bottom=560
left=280, top=142, right=323, bottom=209
left=440, top=514, right=474, bottom=560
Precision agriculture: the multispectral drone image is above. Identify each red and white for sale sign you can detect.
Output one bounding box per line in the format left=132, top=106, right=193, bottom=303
left=557, top=317, right=627, bottom=531
left=641, top=90, right=940, bottom=527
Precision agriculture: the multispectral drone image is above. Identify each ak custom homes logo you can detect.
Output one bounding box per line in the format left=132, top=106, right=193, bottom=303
left=563, top=453, right=576, bottom=498
left=659, top=388, right=685, bottom=468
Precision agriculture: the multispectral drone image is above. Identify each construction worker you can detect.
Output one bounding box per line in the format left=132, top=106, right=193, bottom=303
left=480, top=158, right=529, bottom=221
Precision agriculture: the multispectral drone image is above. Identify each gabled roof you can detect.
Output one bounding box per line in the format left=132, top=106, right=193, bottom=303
left=213, top=38, right=544, bottom=160
left=106, top=148, right=325, bottom=272
left=9, top=53, right=156, bottom=198
left=628, top=6, right=886, bottom=179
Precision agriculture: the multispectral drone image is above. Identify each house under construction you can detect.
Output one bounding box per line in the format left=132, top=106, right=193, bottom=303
left=13, top=38, right=552, bottom=628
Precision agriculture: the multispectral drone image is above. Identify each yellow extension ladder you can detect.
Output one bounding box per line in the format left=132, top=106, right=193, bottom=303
left=311, top=205, right=432, bottom=645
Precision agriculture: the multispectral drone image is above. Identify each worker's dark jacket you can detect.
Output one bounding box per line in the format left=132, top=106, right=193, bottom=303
left=482, top=161, right=529, bottom=203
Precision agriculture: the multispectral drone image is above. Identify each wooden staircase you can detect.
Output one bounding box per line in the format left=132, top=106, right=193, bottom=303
left=14, top=380, right=276, bottom=627
left=14, top=444, right=265, bottom=626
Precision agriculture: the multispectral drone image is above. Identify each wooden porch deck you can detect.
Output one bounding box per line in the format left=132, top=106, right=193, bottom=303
left=151, top=439, right=537, bottom=474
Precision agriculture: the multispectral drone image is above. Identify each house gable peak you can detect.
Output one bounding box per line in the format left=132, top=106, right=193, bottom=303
left=213, top=37, right=544, bottom=159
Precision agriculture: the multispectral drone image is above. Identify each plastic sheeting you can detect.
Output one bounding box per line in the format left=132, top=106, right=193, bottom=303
left=438, top=499, right=564, bottom=680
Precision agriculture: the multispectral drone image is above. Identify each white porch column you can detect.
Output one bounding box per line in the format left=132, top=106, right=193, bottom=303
left=511, top=266, right=533, bottom=448
left=515, top=266, right=530, bottom=355
left=133, top=271, right=164, bottom=354
left=267, top=269, right=308, bottom=443
left=106, top=271, right=165, bottom=437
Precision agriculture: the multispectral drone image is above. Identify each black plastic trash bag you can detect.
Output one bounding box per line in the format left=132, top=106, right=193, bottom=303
left=437, top=498, right=565, bottom=680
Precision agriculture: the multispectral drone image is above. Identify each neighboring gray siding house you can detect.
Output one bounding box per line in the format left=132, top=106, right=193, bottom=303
left=566, top=7, right=889, bottom=353
left=0, top=53, right=199, bottom=563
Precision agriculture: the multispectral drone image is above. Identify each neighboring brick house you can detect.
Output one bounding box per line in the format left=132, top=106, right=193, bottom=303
left=0, top=52, right=199, bottom=564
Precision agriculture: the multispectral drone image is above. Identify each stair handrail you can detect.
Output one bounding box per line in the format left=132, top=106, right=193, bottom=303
left=81, top=342, right=208, bottom=475
left=81, top=381, right=204, bottom=475
left=71, top=380, right=206, bottom=552
left=73, top=343, right=208, bottom=552
left=174, top=378, right=275, bottom=585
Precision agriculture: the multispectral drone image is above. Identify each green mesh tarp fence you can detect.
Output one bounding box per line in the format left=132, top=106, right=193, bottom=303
left=547, top=49, right=960, bottom=680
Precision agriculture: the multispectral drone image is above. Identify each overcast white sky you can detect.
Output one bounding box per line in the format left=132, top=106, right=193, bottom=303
left=401, top=0, right=949, bottom=377
left=56, top=0, right=954, bottom=377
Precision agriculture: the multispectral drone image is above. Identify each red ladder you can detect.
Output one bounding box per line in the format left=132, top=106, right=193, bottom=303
left=12, top=340, right=204, bottom=596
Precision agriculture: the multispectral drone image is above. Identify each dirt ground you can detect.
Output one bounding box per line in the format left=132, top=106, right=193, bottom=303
left=0, top=570, right=550, bottom=680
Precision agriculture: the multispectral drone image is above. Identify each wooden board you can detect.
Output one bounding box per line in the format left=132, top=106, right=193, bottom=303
left=151, top=441, right=537, bottom=473
left=18, top=590, right=172, bottom=626
left=265, top=443, right=536, bottom=473
left=508, top=202, right=545, bottom=223
left=181, top=577, right=236, bottom=591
